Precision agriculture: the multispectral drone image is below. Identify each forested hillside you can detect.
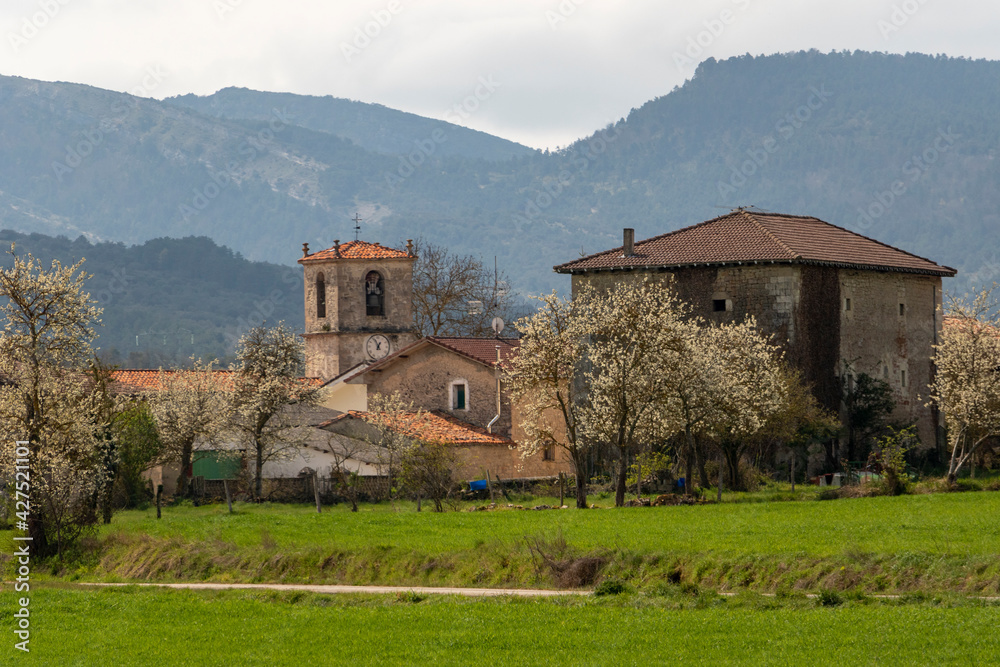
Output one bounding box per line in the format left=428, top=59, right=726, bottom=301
left=0, top=232, right=302, bottom=367
left=0, top=51, right=997, bottom=295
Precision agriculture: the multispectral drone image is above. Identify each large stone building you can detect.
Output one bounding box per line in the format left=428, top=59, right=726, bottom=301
left=554, top=209, right=956, bottom=452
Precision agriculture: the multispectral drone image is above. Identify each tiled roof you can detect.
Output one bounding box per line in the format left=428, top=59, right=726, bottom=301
left=335, top=336, right=520, bottom=385
left=555, top=210, right=956, bottom=277
left=299, top=240, right=412, bottom=263
left=109, top=369, right=322, bottom=393
left=321, top=409, right=511, bottom=445
left=428, top=337, right=520, bottom=367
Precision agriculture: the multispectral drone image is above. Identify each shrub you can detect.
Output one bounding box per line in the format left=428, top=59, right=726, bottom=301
left=594, top=579, right=627, bottom=596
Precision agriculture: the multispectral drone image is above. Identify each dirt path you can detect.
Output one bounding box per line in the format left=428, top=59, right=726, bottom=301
left=80, top=582, right=590, bottom=597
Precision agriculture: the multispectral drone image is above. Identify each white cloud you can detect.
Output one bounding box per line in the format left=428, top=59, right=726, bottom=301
left=0, top=0, right=997, bottom=149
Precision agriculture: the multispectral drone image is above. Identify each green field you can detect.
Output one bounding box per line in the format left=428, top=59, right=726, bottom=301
left=10, top=489, right=999, bottom=595
left=2, top=586, right=998, bottom=666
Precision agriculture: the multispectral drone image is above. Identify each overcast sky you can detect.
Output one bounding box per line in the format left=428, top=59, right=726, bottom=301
left=1, top=0, right=997, bottom=150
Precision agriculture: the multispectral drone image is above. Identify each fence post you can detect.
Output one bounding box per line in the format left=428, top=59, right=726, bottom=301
left=224, top=479, right=233, bottom=513
left=313, top=471, right=322, bottom=513
left=156, top=484, right=162, bottom=519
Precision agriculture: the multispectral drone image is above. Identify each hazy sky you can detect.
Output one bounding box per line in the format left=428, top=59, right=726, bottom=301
left=1, top=0, right=996, bottom=150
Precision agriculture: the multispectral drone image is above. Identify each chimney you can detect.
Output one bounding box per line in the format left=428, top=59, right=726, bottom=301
left=334, top=239, right=341, bottom=258
left=301, top=243, right=309, bottom=258
left=406, top=239, right=414, bottom=257
left=623, top=228, right=635, bottom=257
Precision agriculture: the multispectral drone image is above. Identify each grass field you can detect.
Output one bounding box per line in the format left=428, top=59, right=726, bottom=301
left=3, top=586, right=998, bottom=666
left=8, top=488, right=998, bottom=595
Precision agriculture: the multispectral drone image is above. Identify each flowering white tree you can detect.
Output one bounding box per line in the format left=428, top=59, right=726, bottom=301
left=230, top=323, right=318, bottom=500
left=576, top=279, right=690, bottom=507
left=148, top=358, right=231, bottom=498
left=0, top=245, right=104, bottom=557
left=929, top=288, right=1000, bottom=484
left=505, top=292, right=593, bottom=508
left=698, top=319, right=786, bottom=491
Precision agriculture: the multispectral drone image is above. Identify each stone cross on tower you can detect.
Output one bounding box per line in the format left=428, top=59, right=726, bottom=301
left=352, top=213, right=362, bottom=241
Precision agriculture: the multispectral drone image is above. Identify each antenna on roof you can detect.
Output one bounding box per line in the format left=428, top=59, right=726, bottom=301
left=352, top=212, right=362, bottom=241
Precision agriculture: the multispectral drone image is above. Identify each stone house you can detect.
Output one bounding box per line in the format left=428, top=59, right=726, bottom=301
left=554, top=209, right=956, bottom=454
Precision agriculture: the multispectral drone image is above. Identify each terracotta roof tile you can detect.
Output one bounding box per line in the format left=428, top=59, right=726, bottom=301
left=555, top=210, right=956, bottom=277
left=335, top=337, right=520, bottom=385
left=322, top=409, right=511, bottom=446
left=299, top=240, right=412, bottom=263
left=427, top=337, right=519, bottom=367
left=109, top=369, right=322, bottom=393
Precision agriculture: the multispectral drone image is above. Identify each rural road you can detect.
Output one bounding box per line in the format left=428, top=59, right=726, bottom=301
left=80, top=582, right=591, bottom=597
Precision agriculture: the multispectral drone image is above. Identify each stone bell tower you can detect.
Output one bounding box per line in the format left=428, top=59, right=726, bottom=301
left=298, top=238, right=418, bottom=380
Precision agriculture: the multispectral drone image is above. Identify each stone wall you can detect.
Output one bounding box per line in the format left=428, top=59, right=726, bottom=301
left=570, top=262, right=944, bottom=454
left=360, top=343, right=511, bottom=436
left=837, top=270, right=942, bottom=450
left=453, top=442, right=573, bottom=481
left=302, top=255, right=417, bottom=379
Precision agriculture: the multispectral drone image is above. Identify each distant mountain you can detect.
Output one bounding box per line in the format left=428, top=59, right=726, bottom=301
left=166, top=87, right=534, bottom=161
left=0, top=231, right=303, bottom=367
left=1, top=51, right=999, bottom=297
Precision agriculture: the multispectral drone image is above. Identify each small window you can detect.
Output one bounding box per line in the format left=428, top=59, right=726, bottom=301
left=316, top=272, right=326, bottom=319
left=883, top=366, right=889, bottom=379
left=899, top=303, right=905, bottom=316
left=450, top=381, right=467, bottom=411
left=365, top=271, right=385, bottom=317
left=901, top=370, right=907, bottom=387
left=845, top=298, right=852, bottom=312
left=712, top=299, right=727, bottom=312
left=543, top=442, right=556, bottom=461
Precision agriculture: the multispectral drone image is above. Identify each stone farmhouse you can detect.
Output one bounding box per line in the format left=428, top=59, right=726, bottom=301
left=554, top=209, right=956, bottom=454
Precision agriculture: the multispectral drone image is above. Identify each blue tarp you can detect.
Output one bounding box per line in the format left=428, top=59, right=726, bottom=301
left=469, top=479, right=488, bottom=491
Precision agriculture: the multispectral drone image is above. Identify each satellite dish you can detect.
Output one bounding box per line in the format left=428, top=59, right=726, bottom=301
left=491, top=317, right=505, bottom=335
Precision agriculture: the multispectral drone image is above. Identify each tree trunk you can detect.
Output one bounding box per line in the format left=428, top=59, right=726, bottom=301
left=178, top=441, right=193, bottom=498
left=695, top=443, right=710, bottom=490
left=717, top=451, right=723, bottom=502
left=571, top=449, right=588, bottom=509
left=615, top=449, right=628, bottom=507
left=254, top=438, right=264, bottom=501
left=684, top=428, right=695, bottom=496
left=790, top=451, right=796, bottom=492
left=725, top=446, right=741, bottom=491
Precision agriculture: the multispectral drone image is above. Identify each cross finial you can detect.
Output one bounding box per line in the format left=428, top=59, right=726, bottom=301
left=352, top=212, right=362, bottom=241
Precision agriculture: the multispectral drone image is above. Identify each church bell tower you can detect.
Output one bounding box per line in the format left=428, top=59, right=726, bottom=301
left=298, top=238, right=418, bottom=380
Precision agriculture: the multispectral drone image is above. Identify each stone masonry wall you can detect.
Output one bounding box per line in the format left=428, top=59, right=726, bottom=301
left=361, top=343, right=512, bottom=437
left=838, top=270, right=942, bottom=451
left=302, top=255, right=417, bottom=379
